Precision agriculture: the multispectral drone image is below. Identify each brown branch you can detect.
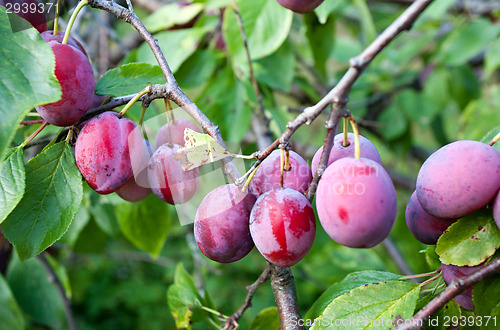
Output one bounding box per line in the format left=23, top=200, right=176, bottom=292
left=397, top=257, right=500, bottom=330
left=37, top=253, right=77, bottom=330
left=271, top=265, right=304, bottom=330
left=224, top=264, right=273, bottom=329
left=20, top=120, right=45, bottom=125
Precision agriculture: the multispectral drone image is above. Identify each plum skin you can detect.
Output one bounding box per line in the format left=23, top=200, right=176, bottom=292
left=75, top=112, right=137, bottom=195
left=405, top=191, right=456, bottom=245
left=116, top=178, right=151, bottom=202
left=441, top=263, right=486, bottom=311
left=147, top=144, right=199, bottom=205
left=35, top=41, right=95, bottom=127
left=249, top=188, right=316, bottom=268
left=276, top=0, right=324, bottom=13
left=155, top=118, right=201, bottom=147
left=311, top=133, right=382, bottom=174
left=416, top=140, right=500, bottom=219
left=316, top=157, right=397, bottom=248
left=249, top=150, right=312, bottom=196
left=40, top=30, right=88, bottom=57
left=194, top=184, right=256, bottom=263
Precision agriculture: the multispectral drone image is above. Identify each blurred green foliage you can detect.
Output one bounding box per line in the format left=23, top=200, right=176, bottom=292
left=2, top=0, right=500, bottom=328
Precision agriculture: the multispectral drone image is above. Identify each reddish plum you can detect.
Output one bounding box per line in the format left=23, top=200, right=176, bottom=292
left=405, top=191, right=456, bottom=245
left=194, top=184, right=256, bottom=263
left=40, top=30, right=87, bottom=57
left=249, top=188, right=316, bottom=267
left=442, top=263, right=486, bottom=311
left=155, top=118, right=201, bottom=147
left=316, top=157, right=397, bottom=248
left=249, top=150, right=312, bottom=196
left=75, top=112, right=136, bottom=194
left=416, top=140, right=500, bottom=219
left=0, top=0, right=47, bottom=32
left=35, top=41, right=95, bottom=126
left=276, top=0, right=324, bottom=13
left=116, top=178, right=151, bottom=202
left=147, top=144, right=199, bottom=204
left=311, top=133, right=382, bottom=174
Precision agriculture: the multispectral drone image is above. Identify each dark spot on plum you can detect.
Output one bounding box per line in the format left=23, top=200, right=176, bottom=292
left=338, top=208, right=349, bottom=224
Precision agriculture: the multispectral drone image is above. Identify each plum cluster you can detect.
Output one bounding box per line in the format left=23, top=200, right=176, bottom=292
left=195, top=132, right=398, bottom=267
left=404, top=140, right=500, bottom=310
left=75, top=115, right=203, bottom=205
left=1, top=0, right=97, bottom=127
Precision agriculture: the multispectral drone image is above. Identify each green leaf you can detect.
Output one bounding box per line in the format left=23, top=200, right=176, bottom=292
left=0, top=274, right=24, bottom=330
left=306, top=271, right=401, bottom=321
left=250, top=307, right=280, bottom=330
left=485, top=39, right=500, bottom=77
left=433, top=19, right=500, bottom=66
left=254, top=41, right=296, bottom=92
left=422, top=245, right=441, bottom=270
left=0, top=149, right=25, bottom=224
left=353, top=0, right=376, bottom=45
left=436, top=210, right=500, bottom=267
left=116, top=194, right=171, bottom=258
left=223, top=0, right=292, bottom=78
left=314, top=0, right=348, bottom=24
left=167, top=263, right=205, bottom=329
left=95, top=63, right=165, bottom=96
left=0, top=8, right=60, bottom=164
left=311, top=280, right=420, bottom=329
left=7, top=255, right=65, bottom=328
left=473, top=270, right=500, bottom=329
left=2, top=142, right=83, bottom=261
left=424, top=300, right=461, bottom=330
left=304, top=13, right=335, bottom=80
left=176, top=50, right=219, bottom=89
left=143, top=2, right=204, bottom=33
left=137, top=28, right=207, bottom=74
left=378, top=103, right=408, bottom=141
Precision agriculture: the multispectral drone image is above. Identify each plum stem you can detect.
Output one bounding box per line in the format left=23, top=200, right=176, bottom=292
left=418, top=273, right=442, bottom=288
left=347, top=116, right=361, bottom=159
left=53, top=0, right=63, bottom=35
left=63, top=0, right=89, bottom=45
left=20, top=121, right=49, bottom=148
left=280, top=148, right=285, bottom=188
left=488, top=131, right=500, bottom=146
left=118, top=86, right=151, bottom=118
left=399, top=268, right=441, bottom=281
left=138, top=106, right=147, bottom=126
left=342, top=117, right=350, bottom=147
left=241, top=164, right=259, bottom=193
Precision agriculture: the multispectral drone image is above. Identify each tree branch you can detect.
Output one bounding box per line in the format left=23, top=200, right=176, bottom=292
left=397, top=257, right=500, bottom=330
left=271, top=265, right=304, bottom=330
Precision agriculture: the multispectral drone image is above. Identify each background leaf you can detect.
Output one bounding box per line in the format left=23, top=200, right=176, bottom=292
left=250, top=307, right=280, bottom=330
left=115, top=194, right=171, bottom=258
left=223, top=0, right=292, bottom=78
left=2, top=142, right=83, bottom=261
left=0, top=149, right=25, bottom=224
left=95, top=63, right=165, bottom=96
left=0, top=273, right=24, bottom=330
left=436, top=210, right=500, bottom=266
left=7, top=254, right=65, bottom=329
left=473, top=271, right=500, bottom=329
left=0, top=8, right=60, bottom=164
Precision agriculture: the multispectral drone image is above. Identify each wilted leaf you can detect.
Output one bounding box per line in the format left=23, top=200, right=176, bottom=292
left=174, top=129, right=232, bottom=171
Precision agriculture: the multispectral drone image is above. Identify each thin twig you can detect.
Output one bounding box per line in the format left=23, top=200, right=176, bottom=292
left=20, top=120, right=45, bottom=126
left=397, top=258, right=500, bottom=330
left=382, top=238, right=414, bottom=276
left=37, top=253, right=77, bottom=330
left=225, top=264, right=272, bottom=329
